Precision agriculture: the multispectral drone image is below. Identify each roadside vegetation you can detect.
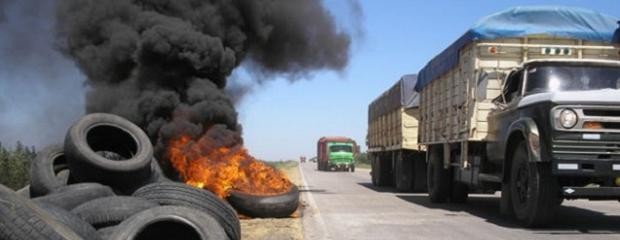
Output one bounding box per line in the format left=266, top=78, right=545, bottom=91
left=0, top=141, right=36, bottom=190
left=266, top=160, right=299, bottom=170
left=355, top=152, right=371, bottom=169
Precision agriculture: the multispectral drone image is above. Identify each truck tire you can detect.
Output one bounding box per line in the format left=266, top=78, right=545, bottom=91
left=36, top=202, right=100, bottom=240
left=228, top=185, right=299, bottom=218
left=64, top=113, right=153, bottom=194
left=372, top=153, right=393, bottom=187
left=394, top=151, right=414, bottom=192
left=412, top=156, right=428, bottom=192
left=107, top=206, right=228, bottom=240
left=509, top=142, right=558, bottom=227
left=30, top=144, right=70, bottom=198
left=0, top=184, right=83, bottom=240
left=132, top=182, right=240, bottom=240
left=450, top=182, right=468, bottom=203
left=34, top=183, right=116, bottom=210
left=72, top=196, right=159, bottom=228
left=371, top=154, right=379, bottom=186
left=350, top=164, right=355, bottom=172
left=427, top=146, right=450, bottom=203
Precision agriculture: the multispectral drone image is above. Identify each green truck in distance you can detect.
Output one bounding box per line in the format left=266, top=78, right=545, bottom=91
left=317, top=137, right=358, bottom=172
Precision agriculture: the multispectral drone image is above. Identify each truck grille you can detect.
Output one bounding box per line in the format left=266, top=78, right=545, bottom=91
left=552, top=140, right=620, bottom=159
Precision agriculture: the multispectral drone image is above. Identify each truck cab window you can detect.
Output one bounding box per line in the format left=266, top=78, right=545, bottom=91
left=503, top=70, right=523, bottom=103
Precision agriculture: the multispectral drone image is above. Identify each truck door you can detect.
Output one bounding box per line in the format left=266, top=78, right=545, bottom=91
left=487, top=69, right=524, bottom=162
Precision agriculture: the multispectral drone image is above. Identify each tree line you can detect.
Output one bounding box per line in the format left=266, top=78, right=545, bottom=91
left=0, top=141, right=35, bottom=190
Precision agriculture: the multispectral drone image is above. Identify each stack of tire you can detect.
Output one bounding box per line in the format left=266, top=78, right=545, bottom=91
left=1, top=113, right=240, bottom=240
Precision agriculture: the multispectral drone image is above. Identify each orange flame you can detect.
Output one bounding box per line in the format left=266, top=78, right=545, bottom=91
left=167, top=134, right=292, bottom=198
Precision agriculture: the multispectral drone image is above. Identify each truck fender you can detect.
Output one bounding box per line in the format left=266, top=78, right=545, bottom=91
left=506, top=118, right=542, bottom=163
left=501, top=118, right=542, bottom=183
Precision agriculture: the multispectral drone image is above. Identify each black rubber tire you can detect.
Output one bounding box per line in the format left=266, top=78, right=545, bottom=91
left=500, top=182, right=514, bottom=217
left=36, top=202, right=100, bottom=240
left=510, top=142, right=558, bottom=227
left=108, top=206, right=228, bottom=240
left=64, top=113, right=153, bottom=194
left=450, top=182, right=469, bottom=203
left=370, top=153, right=379, bottom=186
left=17, top=184, right=30, bottom=198
left=372, top=153, right=393, bottom=187
left=412, top=155, right=428, bottom=192
left=228, top=185, right=300, bottom=219
left=72, top=196, right=159, bottom=228
left=350, top=164, right=355, bottom=172
left=132, top=182, right=240, bottom=240
left=34, top=183, right=116, bottom=210
left=0, top=184, right=83, bottom=240
left=97, top=226, right=117, bottom=240
left=394, top=151, right=414, bottom=192
left=427, top=146, right=451, bottom=203
left=30, top=144, right=70, bottom=198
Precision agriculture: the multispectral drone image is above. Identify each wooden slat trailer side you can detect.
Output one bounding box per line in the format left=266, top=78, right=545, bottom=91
left=367, top=75, right=427, bottom=192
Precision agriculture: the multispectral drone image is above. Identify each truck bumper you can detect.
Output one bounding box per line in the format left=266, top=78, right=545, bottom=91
left=562, top=186, right=620, bottom=200
left=552, top=159, right=620, bottom=177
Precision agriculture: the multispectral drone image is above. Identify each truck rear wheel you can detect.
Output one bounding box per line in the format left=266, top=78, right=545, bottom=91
left=372, top=153, right=393, bottom=187
left=510, top=142, right=558, bottom=227
left=427, top=146, right=450, bottom=203
left=394, top=151, right=414, bottom=192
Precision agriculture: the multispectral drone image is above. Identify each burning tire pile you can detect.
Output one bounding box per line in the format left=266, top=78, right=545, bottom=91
left=1, top=113, right=299, bottom=240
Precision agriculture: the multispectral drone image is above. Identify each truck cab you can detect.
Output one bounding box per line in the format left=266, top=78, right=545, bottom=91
left=488, top=59, right=620, bottom=223
left=317, top=137, right=358, bottom=172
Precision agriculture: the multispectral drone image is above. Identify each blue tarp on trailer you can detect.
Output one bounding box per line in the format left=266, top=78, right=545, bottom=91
left=414, top=6, right=619, bottom=91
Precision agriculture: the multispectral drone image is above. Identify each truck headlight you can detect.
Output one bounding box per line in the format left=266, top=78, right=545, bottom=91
left=559, top=109, right=578, bottom=129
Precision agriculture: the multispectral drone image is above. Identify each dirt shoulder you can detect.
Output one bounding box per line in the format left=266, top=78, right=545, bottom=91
left=240, top=161, right=303, bottom=240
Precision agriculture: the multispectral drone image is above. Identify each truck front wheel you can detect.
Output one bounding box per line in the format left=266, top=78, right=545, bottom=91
left=427, top=146, right=450, bottom=203
left=509, top=142, right=558, bottom=227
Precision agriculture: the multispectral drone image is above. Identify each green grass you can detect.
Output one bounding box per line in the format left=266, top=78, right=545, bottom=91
left=355, top=163, right=371, bottom=169
left=265, top=160, right=299, bottom=170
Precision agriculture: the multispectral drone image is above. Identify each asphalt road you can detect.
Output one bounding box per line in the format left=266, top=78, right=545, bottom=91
left=299, top=162, right=620, bottom=240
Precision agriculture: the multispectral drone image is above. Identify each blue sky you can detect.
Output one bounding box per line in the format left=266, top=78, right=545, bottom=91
left=238, top=0, right=620, bottom=160
left=0, top=0, right=618, bottom=161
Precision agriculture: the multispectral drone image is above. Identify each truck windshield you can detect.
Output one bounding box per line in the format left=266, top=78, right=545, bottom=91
left=330, top=145, right=352, bottom=153
left=525, top=65, right=620, bottom=94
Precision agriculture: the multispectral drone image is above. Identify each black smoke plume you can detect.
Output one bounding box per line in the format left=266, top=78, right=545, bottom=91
left=56, top=0, right=357, bottom=164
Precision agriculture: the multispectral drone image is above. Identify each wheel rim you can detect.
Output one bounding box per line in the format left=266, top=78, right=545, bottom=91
left=514, top=161, right=529, bottom=205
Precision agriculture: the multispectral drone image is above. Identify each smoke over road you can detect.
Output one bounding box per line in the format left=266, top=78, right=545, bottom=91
left=56, top=0, right=359, bottom=163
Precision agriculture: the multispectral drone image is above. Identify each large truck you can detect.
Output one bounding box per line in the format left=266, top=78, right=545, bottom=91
left=414, top=6, right=620, bottom=226
left=367, top=75, right=427, bottom=192
left=317, top=137, right=358, bottom=172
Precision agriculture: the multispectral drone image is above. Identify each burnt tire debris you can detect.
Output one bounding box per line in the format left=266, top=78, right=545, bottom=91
left=2, top=113, right=299, bottom=240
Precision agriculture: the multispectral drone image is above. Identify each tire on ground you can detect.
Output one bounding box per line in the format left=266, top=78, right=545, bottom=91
left=17, top=184, right=30, bottom=198
left=132, top=182, right=240, bottom=240
left=33, top=183, right=115, bottom=210
left=36, top=202, right=99, bottom=240
left=394, top=151, right=414, bottom=192
left=427, top=145, right=450, bottom=203
left=450, top=182, right=469, bottom=203
left=0, top=184, right=83, bottom=240
left=509, top=142, right=558, bottom=227
left=108, top=206, right=227, bottom=240
left=72, top=196, right=159, bottom=228
left=30, top=144, right=71, bottom=198
left=228, top=185, right=299, bottom=219
left=64, top=113, right=153, bottom=193
left=97, top=226, right=117, bottom=240
left=412, top=154, right=428, bottom=192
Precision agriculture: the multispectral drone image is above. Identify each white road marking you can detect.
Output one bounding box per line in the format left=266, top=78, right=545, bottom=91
left=299, top=164, right=332, bottom=240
